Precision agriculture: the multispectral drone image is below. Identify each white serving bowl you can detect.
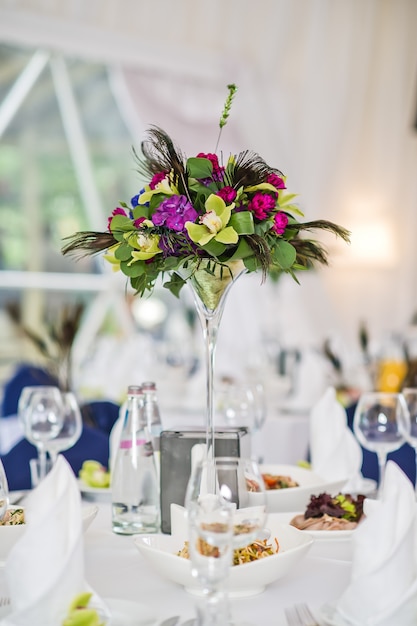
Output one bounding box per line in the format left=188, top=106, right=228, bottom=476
left=0, top=504, right=99, bottom=564
left=134, top=512, right=313, bottom=597
left=260, top=464, right=348, bottom=513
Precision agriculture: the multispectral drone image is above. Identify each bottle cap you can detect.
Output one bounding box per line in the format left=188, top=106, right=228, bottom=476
left=141, top=381, right=157, bottom=391
left=127, top=385, right=143, bottom=395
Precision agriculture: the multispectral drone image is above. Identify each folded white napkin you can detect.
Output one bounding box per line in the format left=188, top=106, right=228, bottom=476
left=310, top=386, right=363, bottom=485
left=335, top=461, right=417, bottom=625
left=1, top=456, right=106, bottom=626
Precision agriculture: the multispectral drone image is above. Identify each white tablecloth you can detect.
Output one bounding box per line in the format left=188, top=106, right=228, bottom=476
left=83, top=503, right=351, bottom=626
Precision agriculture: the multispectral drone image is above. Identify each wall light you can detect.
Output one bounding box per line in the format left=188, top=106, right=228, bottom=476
left=332, top=216, right=398, bottom=268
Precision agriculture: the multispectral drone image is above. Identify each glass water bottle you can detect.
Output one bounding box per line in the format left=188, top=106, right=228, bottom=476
left=111, top=385, right=160, bottom=535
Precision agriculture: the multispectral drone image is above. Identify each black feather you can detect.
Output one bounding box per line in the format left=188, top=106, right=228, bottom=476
left=62, top=232, right=116, bottom=257
left=136, top=126, right=189, bottom=198
left=229, top=150, right=283, bottom=189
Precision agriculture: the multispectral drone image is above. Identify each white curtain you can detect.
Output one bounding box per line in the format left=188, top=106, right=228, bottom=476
left=1, top=0, right=417, bottom=361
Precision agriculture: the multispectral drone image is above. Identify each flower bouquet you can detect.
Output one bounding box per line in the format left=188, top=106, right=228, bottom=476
left=62, top=84, right=349, bottom=460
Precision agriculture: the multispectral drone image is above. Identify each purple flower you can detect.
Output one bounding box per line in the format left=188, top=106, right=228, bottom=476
left=248, top=193, right=276, bottom=220
left=216, top=186, right=237, bottom=203
left=273, top=211, right=289, bottom=235
left=267, top=173, right=286, bottom=189
left=151, top=195, right=198, bottom=232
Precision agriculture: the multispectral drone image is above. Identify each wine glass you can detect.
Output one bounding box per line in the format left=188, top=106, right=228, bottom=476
left=185, top=456, right=267, bottom=626
left=353, top=391, right=409, bottom=495
left=400, top=387, right=417, bottom=496
left=44, top=392, right=83, bottom=465
left=216, top=381, right=265, bottom=462
left=22, top=387, right=64, bottom=481
left=0, top=459, right=9, bottom=522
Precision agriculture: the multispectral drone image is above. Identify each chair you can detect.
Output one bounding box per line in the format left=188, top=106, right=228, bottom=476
left=1, top=425, right=110, bottom=491
left=1, top=363, right=58, bottom=418
left=345, top=402, right=416, bottom=486
left=81, top=400, right=120, bottom=434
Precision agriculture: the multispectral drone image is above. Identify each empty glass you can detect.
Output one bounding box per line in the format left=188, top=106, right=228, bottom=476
left=22, top=387, right=64, bottom=482
left=400, top=387, right=417, bottom=496
left=185, top=456, right=267, bottom=626
left=0, top=460, right=9, bottom=521
left=353, top=391, right=409, bottom=494
left=44, top=392, right=83, bottom=464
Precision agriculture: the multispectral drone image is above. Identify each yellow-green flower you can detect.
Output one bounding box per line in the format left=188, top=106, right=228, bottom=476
left=185, top=194, right=238, bottom=246
left=138, top=176, right=178, bottom=205
left=103, top=244, right=121, bottom=271
left=126, top=230, right=163, bottom=262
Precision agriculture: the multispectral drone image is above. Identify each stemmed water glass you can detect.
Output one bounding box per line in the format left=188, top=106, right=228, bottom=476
left=353, top=391, right=409, bottom=495
left=44, top=392, right=83, bottom=464
left=399, top=387, right=417, bottom=496
left=0, top=460, right=9, bottom=521
left=216, top=381, right=266, bottom=463
left=185, top=456, right=267, bottom=626
left=21, top=386, right=64, bottom=481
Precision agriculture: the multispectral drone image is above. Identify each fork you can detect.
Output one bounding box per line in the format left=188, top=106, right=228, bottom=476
left=285, top=603, right=319, bottom=626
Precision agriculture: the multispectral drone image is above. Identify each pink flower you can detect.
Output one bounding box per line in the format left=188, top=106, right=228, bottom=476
left=267, top=173, right=286, bottom=189
left=196, top=152, right=225, bottom=182
left=216, top=186, right=237, bottom=203
left=197, top=152, right=221, bottom=172
left=108, top=207, right=128, bottom=230
left=273, top=211, right=289, bottom=235
left=149, top=171, right=168, bottom=189
left=248, top=193, right=276, bottom=220
left=133, top=216, right=146, bottom=228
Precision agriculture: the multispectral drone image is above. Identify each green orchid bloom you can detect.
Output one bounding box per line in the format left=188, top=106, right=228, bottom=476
left=185, top=194, right=238, bottom=246
left=138, top=176, right=178, bottom=205
left=125, top=230, right=163, bottom=262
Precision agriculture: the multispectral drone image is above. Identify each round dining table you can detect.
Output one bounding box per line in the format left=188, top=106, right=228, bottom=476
left=83, top=501, right=352, bottom=626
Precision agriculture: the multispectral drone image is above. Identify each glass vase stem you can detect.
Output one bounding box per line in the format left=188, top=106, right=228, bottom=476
left=199, top=308, right=222, bottom=470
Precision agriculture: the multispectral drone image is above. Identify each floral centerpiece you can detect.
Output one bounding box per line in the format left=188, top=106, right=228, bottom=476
left=62, top=84, right=349, bottom=301
left=62, top=85, right=349, bottom=462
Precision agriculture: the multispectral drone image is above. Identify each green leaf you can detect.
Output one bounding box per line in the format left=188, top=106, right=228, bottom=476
left=201, top=239, right=226, bottom=256
left=188, top=180, right=214, bottom=200
left=187, top=157, right=213, bottom=179
left=272, top=240, right=297, bottom=269
left=163, top=272, right=186, bottom=298
left=149, top=193, right=168, bottom=211
left=114, top=243, right=133, bottom=261
left=254, top=219, right=273, bottom=236
left=132, top=205, right=150, bottom=219
left=226, top=238, right=254, bottom=261
left=130, top=274, right=149, bottom=295
left=110, top=215, right=135, bottom=232
left=120, top=259, right=145, bottom=277
left=243, top=256, right=260, bottom=272
left=228, top=211, right=254, bottom=235
left=278, top=193, right=298, bottom=206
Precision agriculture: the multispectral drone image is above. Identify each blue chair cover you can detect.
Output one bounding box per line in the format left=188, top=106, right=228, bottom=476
left=81, top=401, right=120, bottom=434
left=1, top=425, right=110, bottom=491
left=1, top=364, right=59, bottom=418
left=345, top=402, right=416, bottom=486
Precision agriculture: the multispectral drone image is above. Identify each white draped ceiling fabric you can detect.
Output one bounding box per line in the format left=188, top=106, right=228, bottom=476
left=1, top=0, right=417, bottom=365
